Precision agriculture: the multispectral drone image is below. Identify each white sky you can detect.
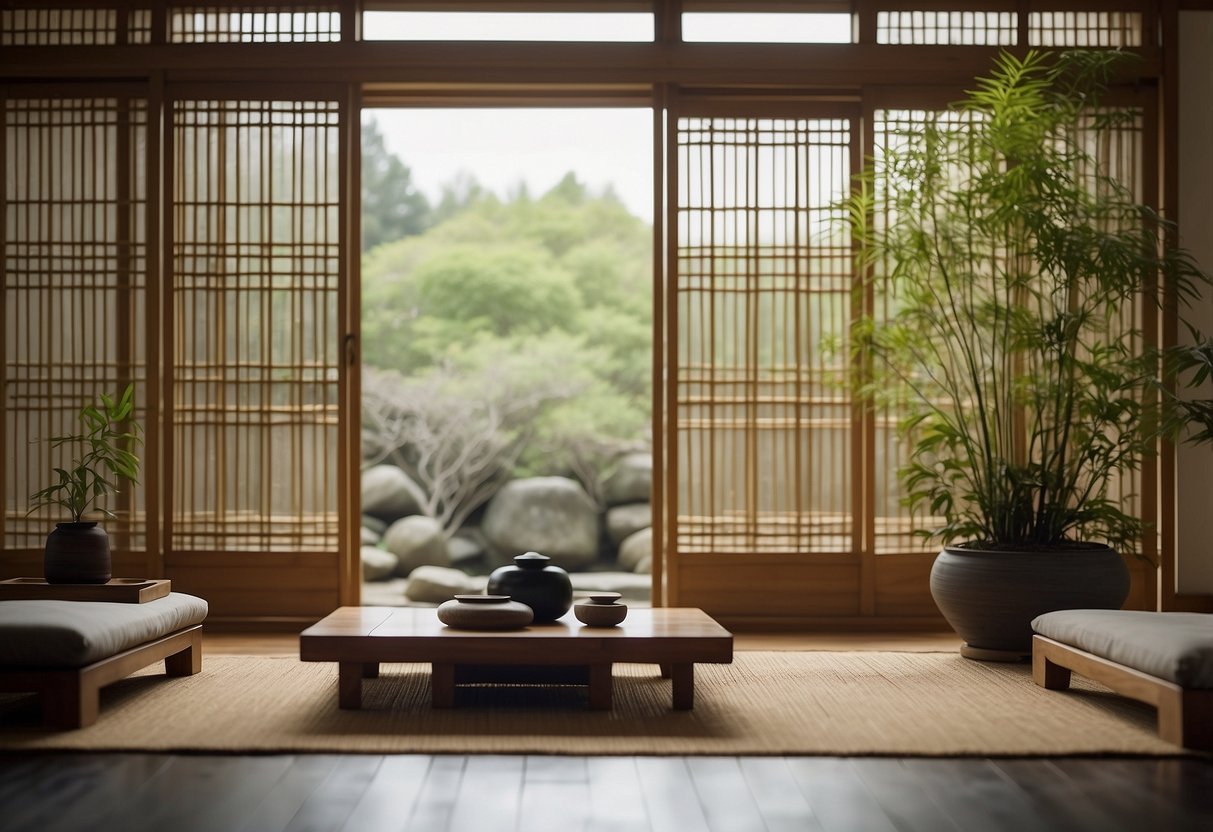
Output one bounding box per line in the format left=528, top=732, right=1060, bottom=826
left=361, top=11, right=852, bottom=223
left=367, top=108, right=655, bottom=222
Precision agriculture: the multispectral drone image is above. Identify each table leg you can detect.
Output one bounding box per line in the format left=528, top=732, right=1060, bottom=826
left=659, top=663, right=672, bottom=679
left=432, top=662, right=455, bottom=709
left=338, top=662, right=362, bottom=709
left=670, top=663, right=694, bottom=710
left=362, top=662, right=379, bottom=679
left=588, top=663, right=613, bottom=710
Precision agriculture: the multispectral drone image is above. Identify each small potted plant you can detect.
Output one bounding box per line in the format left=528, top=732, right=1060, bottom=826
left=843, top=50, right=1211, bottom=658
left=28, top=384, right=142, bottom=584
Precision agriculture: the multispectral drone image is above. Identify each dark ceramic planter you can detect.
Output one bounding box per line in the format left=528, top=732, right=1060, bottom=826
left=44, top=521, right=111, bottom=584
left=930, top=544, right=1129, bottom=660
left=486, top=552, right=573, bottom=623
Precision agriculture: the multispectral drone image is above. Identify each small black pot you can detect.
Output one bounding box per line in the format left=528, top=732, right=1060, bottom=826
left=44, top=521, right=112, bottom=584
left=486, top=552, right=573, bottom=623
left=930, top=543, right=1129, bottom=659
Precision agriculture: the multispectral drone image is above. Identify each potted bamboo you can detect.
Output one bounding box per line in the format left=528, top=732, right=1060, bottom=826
left=28, top=384, right=142, bottom=584
left=843, top=50, right=1210, bottom=659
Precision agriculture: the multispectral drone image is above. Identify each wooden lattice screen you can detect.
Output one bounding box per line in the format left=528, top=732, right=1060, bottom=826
left=164, top=92, right=345, bottom=618
left=666, top=105, right=867, bottom=620
left=2, top=92, right=152, bottom=578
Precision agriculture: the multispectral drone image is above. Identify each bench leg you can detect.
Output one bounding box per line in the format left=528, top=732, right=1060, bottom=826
left=1032, top=646, right=1072, bottom=690
left=165, top=628, right=203, bottom=676
left=40, top=673, right=99, bottom=729
left=1159, top=688, right=1213, bottom=751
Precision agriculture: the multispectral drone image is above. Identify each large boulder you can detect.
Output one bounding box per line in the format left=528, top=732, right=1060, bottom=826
left=360, top=546, right=399, bottom=582
left=481, top=477, right=600, bottom=570
left=606, top=502, right=651, bottom=546
left=361, top=514, right=388, bottom=535
left=602, top=453, right=652, bottom=506
left=617, top=527, right=652, bottom=573
left=361, top=465, right=424, bottom=522
left=383, top=515, right=450, bottom=576
left=360, top=526, right=382, bottom=547
left=448, top=527, right=487, bottom=567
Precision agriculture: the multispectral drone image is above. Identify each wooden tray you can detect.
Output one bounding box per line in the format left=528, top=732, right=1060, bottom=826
left=0, top=577, right=171, bottom=603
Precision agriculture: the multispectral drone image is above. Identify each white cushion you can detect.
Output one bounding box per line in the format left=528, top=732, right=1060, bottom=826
left=1032, top=609, right=1213, bottom=688
left=0, top=593, right=208, bottom=668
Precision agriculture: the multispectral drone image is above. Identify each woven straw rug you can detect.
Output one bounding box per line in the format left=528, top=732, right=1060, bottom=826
left=0, top=652, right=1184, bottom=756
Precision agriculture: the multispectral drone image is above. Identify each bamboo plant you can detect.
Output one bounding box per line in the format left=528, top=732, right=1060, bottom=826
left=28, top=384, right=143, bottom=523
left=844, top=49, right=1209, bottom=553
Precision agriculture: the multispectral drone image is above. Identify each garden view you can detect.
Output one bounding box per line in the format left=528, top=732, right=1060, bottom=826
left=357, top=114, right=655, bottom=605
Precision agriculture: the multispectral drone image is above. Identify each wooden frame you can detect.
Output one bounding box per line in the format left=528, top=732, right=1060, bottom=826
left=0, top=624, right=203, bottom=729
left=1033, top=634, right=1213, bottom=751
left=1, top=0, right=1204, bottom=628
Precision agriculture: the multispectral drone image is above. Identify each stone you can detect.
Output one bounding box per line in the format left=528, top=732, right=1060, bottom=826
left=481, top=477, right=600, bottom=570
left=361, top=465, right=424, bottom=523
left=448, top=528, right=487, bottom=565
left=602, top=453, right=652, bottom=506
left=634, top=554, right=652, bottom=575
left=360, top=526, right=381, bottom=547
left=605, top=502, right=651, bottom=546
left=617, top=527, right=652, bottom=573
left=405, top=565, right=480, bottom=604
left=383, top=515, right=451, bottom=576
left=361, top=514, right=388, bottom=535
left=360, top=546, right=399, bottom=582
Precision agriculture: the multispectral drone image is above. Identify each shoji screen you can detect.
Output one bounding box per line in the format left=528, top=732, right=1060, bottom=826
left=867, top=91, right=1157, bottom=611
left=165, top=89, right=347, bottom=622
left=667, top=103, right=867, bottom=623
left=2, top=91, right=153, bottom=578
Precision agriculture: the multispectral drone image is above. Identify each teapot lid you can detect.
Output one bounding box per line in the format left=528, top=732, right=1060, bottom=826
left=514, top=551, right=550, bottom=569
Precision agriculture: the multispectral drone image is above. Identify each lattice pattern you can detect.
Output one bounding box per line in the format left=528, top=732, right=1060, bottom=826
left=1029, top=11, right=1143, bottom=47
left=171, top=98, right=341, bottom=552
left=876, top=10, right=1017, bottom=45
left=0, top=7, right=151, bottom=45
left=170, top=5, right=340, bottom=43
left=675, top=117, right=854, bottom=556
left=3, top=97, right=150, bottom=552
left=871, top=106, right=1148, bottom=554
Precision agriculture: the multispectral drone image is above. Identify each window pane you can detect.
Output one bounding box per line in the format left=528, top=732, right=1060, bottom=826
left=363, top=11, right=654, bottom=42
left=681, top=13, right=852, bottom=44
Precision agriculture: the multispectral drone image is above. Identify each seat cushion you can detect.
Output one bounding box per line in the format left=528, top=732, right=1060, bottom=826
left=1032, top=609, right=1213, bottom=688
left=0, top=593, right=208, bottom=668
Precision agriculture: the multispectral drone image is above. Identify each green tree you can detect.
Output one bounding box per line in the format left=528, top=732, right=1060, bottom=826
left=361, top=116, right=432, bottom=252
left=361, top=172, right=653, bottom=504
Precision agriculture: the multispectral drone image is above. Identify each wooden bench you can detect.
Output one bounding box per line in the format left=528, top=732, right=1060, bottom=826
left=0, top=594, right=208, bottom=729
left=1032, top=610, right=1213, bottom=751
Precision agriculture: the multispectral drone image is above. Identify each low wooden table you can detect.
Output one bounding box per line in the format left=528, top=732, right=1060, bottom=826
left=300, top=606, right=733, bottom=711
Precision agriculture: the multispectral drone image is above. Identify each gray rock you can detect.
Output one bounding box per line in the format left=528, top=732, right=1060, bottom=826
left=360, top=526, right=382, bottom=546
left=606, top=502, right=651, bottom=546
left=383, top=515, right=451, bottom=576
left=361, top=546, right=399, bottom=582
left=602, top=453, right=652, bottom=506
left=361, top=514, right=388, bottom=535
left=404, top=565, right=478, bottom=604
left=448, top=530, right=486, bottom=565
left=361, top=465, right=424, bottom=522
left=617, top=527, right=652, bottom=573
left=481, top=476, right=600, bottom=570
left=634, top=554, right=652, bottom=575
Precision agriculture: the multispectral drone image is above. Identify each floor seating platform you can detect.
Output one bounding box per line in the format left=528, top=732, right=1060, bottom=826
left=1032, top=609, right=1213, bottom=751
left=0, top=593, right=208, bottom=728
